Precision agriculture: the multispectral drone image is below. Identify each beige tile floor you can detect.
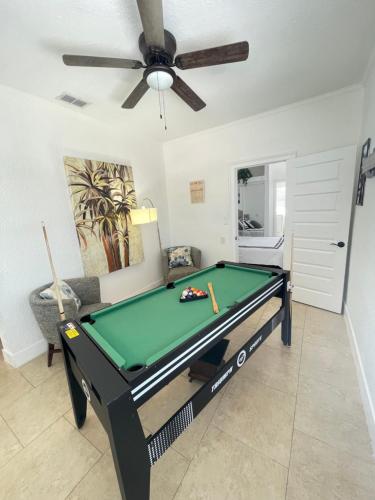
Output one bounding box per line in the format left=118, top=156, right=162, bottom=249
left=0, top=300, right=374, bottom=499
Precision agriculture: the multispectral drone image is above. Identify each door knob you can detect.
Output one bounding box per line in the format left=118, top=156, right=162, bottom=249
left=330, top=241, right=345, bottom=248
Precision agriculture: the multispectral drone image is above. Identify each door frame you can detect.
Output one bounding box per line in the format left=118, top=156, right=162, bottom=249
left=229, top=152, right=296, bottom=261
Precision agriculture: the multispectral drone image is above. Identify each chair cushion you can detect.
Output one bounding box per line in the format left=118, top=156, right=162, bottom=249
left=79, top=302, right=111, bottom=319
left=168, top=246, right=193, bottom=269
left=167, top=266, right=200, bottom=282
left=40, top=280, right=81, bottom=310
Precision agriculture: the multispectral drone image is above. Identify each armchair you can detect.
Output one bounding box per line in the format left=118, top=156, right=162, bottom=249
left=29, top=276, right=111, bottom=366
left=162, top=247, right=202, bottom=283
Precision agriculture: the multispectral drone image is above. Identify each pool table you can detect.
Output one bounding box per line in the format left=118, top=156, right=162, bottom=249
left=59, top=262, right=291, bottom=500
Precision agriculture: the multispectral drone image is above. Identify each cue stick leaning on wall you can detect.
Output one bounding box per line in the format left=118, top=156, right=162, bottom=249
left=41, top=221, right=66, bottom=321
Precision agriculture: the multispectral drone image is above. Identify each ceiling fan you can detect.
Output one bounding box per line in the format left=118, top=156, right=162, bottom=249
left=62, top=0, right=249, bottom=111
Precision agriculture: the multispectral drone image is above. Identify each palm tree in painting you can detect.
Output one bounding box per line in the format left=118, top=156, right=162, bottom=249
left=110, top=163, right=136, bottom=267
left=65, top=158, right=138, bottom=273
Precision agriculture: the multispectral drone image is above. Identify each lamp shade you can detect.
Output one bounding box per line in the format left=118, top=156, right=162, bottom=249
left=130, top=207, right=158, bottom=225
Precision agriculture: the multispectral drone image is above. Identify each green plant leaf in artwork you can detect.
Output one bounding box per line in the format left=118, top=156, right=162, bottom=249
left=237, top=168, right=253, bottom=185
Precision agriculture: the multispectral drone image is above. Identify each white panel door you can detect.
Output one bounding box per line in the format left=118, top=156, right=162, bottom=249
left=285, top=146, right=357, bottom=313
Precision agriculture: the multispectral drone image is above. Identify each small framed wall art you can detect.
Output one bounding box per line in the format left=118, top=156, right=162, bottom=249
left=190, top=180, right=205, bottom=204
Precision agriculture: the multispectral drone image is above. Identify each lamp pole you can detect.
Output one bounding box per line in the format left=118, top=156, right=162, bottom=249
left=141, top=198, right=163, bottom=253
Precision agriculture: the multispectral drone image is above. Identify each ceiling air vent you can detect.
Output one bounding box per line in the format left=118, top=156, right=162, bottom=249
left=56, top=93, right=89, bottom=107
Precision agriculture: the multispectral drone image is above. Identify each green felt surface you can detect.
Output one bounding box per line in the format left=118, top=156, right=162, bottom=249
left=84, top=265, right=274, bottom=370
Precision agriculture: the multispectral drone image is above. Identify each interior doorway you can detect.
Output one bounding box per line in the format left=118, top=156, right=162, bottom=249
left=285, top=146, right=357, bottom=313
left=232, top=158, right=288, bottom=267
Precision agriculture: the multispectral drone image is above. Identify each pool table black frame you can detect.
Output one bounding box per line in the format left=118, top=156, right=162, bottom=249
left=59, top=261, right=291, bottom=500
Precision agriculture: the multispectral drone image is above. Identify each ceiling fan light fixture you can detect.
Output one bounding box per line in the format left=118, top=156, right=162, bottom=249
left=146, top=70, right=173, bottom=91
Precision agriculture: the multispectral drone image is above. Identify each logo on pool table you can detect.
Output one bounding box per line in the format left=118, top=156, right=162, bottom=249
left=211, top=366, right=233, bottom=393
left=236, top=350, right=247, bottom=367
left=249, top=335, right=262, bottom=353
left=81, top=378, right=91, bottom=401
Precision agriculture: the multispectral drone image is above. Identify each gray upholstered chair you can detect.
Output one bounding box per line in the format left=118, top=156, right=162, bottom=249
left=162, top=247, right=202, bottom=283
left=29, top=277, right=111, bottom=366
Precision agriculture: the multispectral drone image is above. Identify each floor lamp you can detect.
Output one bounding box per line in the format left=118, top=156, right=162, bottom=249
left=130, top=198, right=162, bottom=253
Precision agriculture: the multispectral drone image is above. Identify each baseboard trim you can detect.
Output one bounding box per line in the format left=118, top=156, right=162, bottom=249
left=122, top=279, right=164, bottom=300
left=344, top=303, right=375, bottom=456
left=2, top=338, right=47, bottom=368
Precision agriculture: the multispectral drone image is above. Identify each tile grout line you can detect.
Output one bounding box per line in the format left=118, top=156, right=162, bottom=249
left=297, top=371, right=362, bottom=400
left=212, top=420, right=291, bottom=470
left=172, top=386, right=228, bottom=500
left=213, top=308, right=298, bottom=471
left=0, top=413, right=24, bottom=449
left=0, top=415, right=25, bottom=472
left=191, top=304, right=305, bottom=478
left=0, top=383, right=72, bottom=449
left=0, top=380, right=34, bottom=419
left=226, top=366, right=299, bottom=398
left=0, top=369, right=75, bottom=448
left=293, top=416, right=375, bottom=466
left=20, top=409, right=72, bottom=448
left=0, top=414, right=72, bottom=473
left=297, top=311, right=374, bottom=465
left=224, top=362, right=299, bottom=399
left=284, top=302, right=307, bottom=499
left=285, top=305, right=375, bottom=497
left=172, top=420, right=292, bottom=500
left=63, top=412, right=107, bottom=456
left=291, top=427, right=375, bottom=469
left=0, top=367, right=66, bottom=420
left=21, top=364, right=65, bottom=389
left=172, top=389, right=227, bottom=499
left=63, top=447, right=104, bottom=500
left=300, top=311, right=366, bottom=401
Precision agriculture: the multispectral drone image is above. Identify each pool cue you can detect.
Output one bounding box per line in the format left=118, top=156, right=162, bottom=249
left=208, top=282, right=219, bottom=314
left=41, top=222, right=66, bottom=321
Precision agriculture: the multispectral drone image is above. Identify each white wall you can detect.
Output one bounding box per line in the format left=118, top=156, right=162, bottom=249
left=345, top=58, right=375, bottom=448
left=0, top=84, right=169, bottom=367
left=163, top=87, right=363, bottom=266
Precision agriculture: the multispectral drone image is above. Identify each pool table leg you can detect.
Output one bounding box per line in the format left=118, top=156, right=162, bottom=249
left=281, top=273, right=292, bottom=347
left=61, top=340, right=87, bottom=429
left=106, top=393, right=150, bottom=500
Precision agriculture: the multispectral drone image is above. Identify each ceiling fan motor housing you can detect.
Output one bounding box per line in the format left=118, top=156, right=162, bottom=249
left=138, top=29, right=176, bottom=66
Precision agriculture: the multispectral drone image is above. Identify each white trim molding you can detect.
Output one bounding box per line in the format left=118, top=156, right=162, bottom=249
left=344, top=303, right=375, bottom=456
left=2, top=338, right=47, bottom=368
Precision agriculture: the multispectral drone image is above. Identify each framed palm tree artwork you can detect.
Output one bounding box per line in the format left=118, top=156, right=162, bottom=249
left=64, top=157, right=144, bottom=276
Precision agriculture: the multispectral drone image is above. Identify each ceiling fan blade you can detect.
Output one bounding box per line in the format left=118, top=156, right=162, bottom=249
left=122, top=78, right=149, bottom=108
left=63, top=55, right=143, bottom=69
left=171, top=76, right=206, bottom=112
left=136, top=0, right=165, bottom=49
left=175, top=41, right=249, bottom=70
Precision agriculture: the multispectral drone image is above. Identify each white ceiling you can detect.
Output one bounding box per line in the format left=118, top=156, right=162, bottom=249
left=1, top=0, right=375, bottom=141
